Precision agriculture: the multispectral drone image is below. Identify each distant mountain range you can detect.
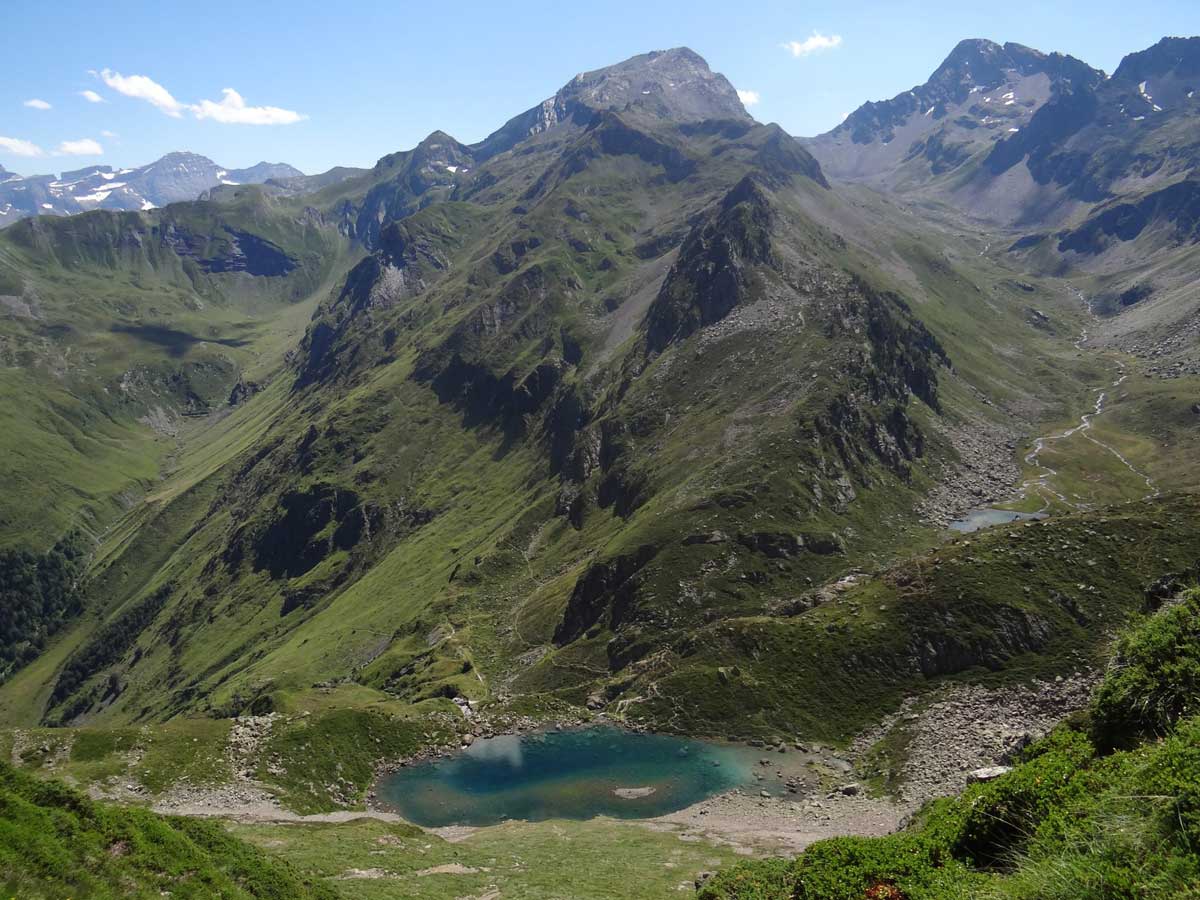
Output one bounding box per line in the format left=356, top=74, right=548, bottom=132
left=804, top=36, right=1200, bottom=229
left=0, top=152, right=304, bottom=226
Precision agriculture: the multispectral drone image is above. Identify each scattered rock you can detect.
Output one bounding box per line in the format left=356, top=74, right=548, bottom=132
left=967, top=766, right=1013, bottom=783
left=614, top=786, right=657, bottom=799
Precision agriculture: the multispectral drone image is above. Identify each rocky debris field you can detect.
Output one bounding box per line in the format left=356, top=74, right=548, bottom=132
left=645, top=670, right=1099, bottom=857
left=918, top=416, right=1023, bottom=527
left=852, top=671, right=1099, bottom=807
left=1109, top=306, right=1200, bottom=379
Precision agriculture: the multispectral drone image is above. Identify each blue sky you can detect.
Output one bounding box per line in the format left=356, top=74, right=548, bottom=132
left=3, top=0, right=1199, bottom=175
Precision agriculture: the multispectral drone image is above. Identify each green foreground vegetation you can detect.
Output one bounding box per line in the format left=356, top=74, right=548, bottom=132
left=699, top=591, right=1200, bottom=900
left=0, top=762, right=334, bottom=900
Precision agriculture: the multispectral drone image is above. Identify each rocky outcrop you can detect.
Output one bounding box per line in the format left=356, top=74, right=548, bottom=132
left=1057, top=177, right=1200, bottom=254
left=249, top=484, right=365, bottom=579
left=352, top=132, right=474, bottom=248
left=553, top=545, right=659, bottom=645
left=736, top=531, right=846, bottom=558
left=643, top=175, right=775, bottom=352
left=157, top=223, right=296, bottom=276
left=297, top=219, right=450, bottom=386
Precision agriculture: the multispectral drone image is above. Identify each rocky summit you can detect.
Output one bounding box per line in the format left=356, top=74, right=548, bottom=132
left=2, top=23, right=1200, bottom=900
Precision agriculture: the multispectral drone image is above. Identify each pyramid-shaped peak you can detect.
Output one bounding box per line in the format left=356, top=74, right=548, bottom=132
left=559, top=46, right=747, bottom=122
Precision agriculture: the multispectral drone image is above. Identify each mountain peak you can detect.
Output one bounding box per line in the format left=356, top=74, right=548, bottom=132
left=559, top=46, right=748, bottom=123
left=925, top=39, right=1097, bottom=96
left=1112, top=35, right=1200, bottom=83
left=473, top=47, right=748, bottom=160
left=806, top=37, right=1103, bottom=186
left=0, top=151, right=304, bottom=226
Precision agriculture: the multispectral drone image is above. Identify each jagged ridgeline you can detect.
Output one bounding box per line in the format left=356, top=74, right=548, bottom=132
left=0, top=47, right=1100, bottom=736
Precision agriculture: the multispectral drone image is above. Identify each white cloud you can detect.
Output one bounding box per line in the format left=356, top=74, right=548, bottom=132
left=100, top=129, right=118, bottom=138
left=99, top=69, right=186, bottom=117
left=782, top=32, right=843, bottom=57
left=737, top=89, right=761, bottom=107
left=96, top=70, right=305, bottom=126
left=23, top=98, right=52, bottom=110
left=79, top=89, right=106, bottom=103
left=56, top=138, right=103, bottom=156
left=191, top=88, right=306, bottom=125
left=0, top=136, right=45, bottom=157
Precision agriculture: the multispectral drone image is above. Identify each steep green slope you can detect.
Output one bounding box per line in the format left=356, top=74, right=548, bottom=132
left=0, top=760, right=333, bottom=899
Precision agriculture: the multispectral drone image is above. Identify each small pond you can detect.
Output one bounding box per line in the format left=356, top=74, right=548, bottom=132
left=949, top=507, right=1047, bottom=533
left=375, top=726, right=756, bottom=826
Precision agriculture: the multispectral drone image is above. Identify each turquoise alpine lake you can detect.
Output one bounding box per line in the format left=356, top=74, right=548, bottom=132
left=375, top=726, right=759, bottom=826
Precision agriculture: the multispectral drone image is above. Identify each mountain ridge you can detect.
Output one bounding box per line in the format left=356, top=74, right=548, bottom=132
left=0, top=151, right=305, bottom=226
left=0, top=33, right=1195, bottom=812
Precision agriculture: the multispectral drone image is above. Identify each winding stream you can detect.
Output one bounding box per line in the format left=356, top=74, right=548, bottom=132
left=950, top=288, right=1158, bottom=532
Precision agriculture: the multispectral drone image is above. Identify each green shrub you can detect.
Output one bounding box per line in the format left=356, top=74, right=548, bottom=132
left=697, top=857, right=794, bottom=900
left=951, top=729, right=1094, bottom=867
left=998, top=716, right=1200, bottom=899
left=790, top=833, right=978, bottom=900
left=1091, top=592, right=1200, bottom=749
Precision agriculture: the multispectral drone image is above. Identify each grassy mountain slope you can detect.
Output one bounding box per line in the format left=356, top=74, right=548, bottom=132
left=0, top=188, right=358, bottom=550
left=0, top=45, right=1194, bottom=752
